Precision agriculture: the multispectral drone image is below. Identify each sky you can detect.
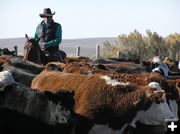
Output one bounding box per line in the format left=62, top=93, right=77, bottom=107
left=0, top=0, right=180, bottom=39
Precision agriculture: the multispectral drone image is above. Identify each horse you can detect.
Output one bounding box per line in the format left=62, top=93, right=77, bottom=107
left=23, top=34, right=66, bottom=65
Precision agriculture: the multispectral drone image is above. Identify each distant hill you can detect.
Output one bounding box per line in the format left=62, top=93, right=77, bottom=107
left=0, top=37, right=116, bottom=57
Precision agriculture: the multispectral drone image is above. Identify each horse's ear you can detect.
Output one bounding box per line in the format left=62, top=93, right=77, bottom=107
left=25, top=34, right=29, bottom=40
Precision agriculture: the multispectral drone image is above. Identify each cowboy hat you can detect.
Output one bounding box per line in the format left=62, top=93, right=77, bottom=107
left=39, top=8, right=55, bottom=18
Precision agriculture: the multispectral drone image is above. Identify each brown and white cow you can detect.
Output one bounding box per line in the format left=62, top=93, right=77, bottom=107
left=151, top=56, right=180, bottom=77
left=163, top=57, right=180, bottom=72
left=31, top=71, right=177, bottom=133
left=62, top=63, right=180, bottom=96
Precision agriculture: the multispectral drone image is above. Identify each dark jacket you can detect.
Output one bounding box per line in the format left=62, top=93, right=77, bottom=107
left=35, top=20, right=62, bottom=52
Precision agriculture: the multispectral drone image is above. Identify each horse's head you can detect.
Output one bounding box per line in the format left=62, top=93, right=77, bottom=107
left=23, top=34, right=42, bottom=64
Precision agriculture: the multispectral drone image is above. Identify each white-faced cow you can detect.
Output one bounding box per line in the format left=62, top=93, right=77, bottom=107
left=31, top=71, right=178, bottom=133
left=151, top=57, right=180, bottom=78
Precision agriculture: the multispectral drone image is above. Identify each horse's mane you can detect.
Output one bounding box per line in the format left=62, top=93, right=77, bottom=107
left=28, top=38, right=37, bottom=42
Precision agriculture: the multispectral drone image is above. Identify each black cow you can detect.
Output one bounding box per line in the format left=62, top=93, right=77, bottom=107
left=0, top=82, right=75, bottom=134
left=9, top=57, right=45, bottom=74
left=0, top=48, right=15, bottom=56
left=91, top=58, right=119, bottom=64
left=3, top=66, right=36, bottom=87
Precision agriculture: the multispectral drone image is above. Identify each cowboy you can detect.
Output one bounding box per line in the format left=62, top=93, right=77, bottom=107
left=34, top=8, right=64, bottom=62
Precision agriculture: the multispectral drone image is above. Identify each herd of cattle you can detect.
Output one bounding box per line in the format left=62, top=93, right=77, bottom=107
left=0, top=48, right=180, bottom=134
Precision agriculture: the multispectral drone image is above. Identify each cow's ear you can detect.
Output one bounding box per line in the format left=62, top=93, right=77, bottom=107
left=145, top=87, right=154, bottom=97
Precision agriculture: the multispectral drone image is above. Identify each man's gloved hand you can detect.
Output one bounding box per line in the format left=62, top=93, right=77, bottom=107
left=43, top=43, right=50, bottom=49
left=39, top=43, right=45, bottom=50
